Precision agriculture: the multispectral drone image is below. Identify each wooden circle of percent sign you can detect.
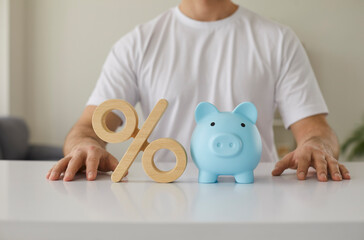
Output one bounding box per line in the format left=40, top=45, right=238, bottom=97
left=92, top=99, right=187, bottom=183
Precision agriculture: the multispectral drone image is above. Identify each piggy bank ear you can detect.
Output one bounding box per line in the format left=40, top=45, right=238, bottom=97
left=195, top=102, right=219, bottom=123
left=233, top=102, right=257, bottom=124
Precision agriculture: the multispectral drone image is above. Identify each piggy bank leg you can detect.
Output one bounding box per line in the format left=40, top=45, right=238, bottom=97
left=198, top=171, right=218, bottom=183
left=234, top=171, right=254, bottom=184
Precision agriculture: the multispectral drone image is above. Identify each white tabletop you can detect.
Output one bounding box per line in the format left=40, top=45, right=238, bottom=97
left=0, top=160, right=363, bottom=240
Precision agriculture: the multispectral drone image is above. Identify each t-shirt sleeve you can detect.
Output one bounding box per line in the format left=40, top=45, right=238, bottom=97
left=86, top=31, right=140, bottom=120
left=275, top=27, right=328, bottom=129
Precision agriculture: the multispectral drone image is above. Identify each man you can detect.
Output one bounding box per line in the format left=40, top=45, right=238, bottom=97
left=47, top=0, right=350, bottom=182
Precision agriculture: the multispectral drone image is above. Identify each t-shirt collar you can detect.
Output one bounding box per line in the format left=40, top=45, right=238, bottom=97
left=174, top=5, right=241, bottom=29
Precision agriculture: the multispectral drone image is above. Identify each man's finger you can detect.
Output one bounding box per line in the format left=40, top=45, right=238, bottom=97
left=339, top=163, right=351, bottom=180
left=46, top=165, right=55, bottom=179
left=63, top=153, right=85, bottom=181
left=85, top=151, right=101, bottom=181
left=106, top=154, right=119, bottom=171
left=326, top=155, right=342, bottom=181
left=312, top=151, right=328, bottom=182
left=48, top=157, right=71, bottom=181
left=272, top=151, right=294, bottom=176
left=296, top=151, right=311, bottom=180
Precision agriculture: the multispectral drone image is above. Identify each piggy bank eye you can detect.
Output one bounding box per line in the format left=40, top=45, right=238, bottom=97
left=210, top=122, right=215, bottom=126
left=241, top=123, right=246, bottom=127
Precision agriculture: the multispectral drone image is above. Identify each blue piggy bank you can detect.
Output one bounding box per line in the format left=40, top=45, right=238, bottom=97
left=191, top=102, right=262, bottom=184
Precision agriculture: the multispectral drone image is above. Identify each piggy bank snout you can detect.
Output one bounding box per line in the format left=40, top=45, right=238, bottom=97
left=209, top=133, right=243, bottom=157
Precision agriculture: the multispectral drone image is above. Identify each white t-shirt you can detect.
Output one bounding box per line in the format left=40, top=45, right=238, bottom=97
left=87, top=6, right=328, bottom=163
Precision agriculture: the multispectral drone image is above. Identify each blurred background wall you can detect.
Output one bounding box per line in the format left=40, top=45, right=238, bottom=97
left=1, top=0, right=363, bottom=160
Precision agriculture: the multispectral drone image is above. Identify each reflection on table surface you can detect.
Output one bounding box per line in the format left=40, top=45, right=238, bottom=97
left=0, top=160, right=362, bottom=223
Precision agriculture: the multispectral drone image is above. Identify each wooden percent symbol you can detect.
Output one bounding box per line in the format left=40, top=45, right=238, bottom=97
left=92, top=99, right=187, bottom=183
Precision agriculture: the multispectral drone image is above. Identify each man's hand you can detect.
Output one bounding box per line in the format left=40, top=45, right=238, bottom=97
left=46, top=141, right=119, bottom=181
left=272, top=137, right=350, bottom=181
left=46, top=105, right=122, bottom=181
left=271, top=114, right=350, bottom=181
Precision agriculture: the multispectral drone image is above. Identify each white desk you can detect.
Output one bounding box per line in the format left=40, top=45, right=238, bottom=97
left=0, top=160, right=363, bottom=240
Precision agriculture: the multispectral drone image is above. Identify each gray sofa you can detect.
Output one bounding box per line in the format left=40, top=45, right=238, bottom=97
left=0, top=117, right=63, bottom=160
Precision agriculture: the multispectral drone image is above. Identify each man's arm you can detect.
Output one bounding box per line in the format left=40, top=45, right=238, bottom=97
left=272, top=114, right=350, bottom=181
left=46, top=106, right=122, bottom=181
